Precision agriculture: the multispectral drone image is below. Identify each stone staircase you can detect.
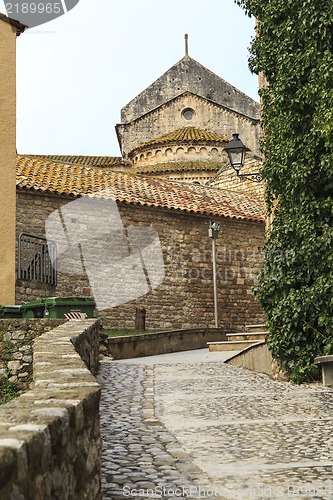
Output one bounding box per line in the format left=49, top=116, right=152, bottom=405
left=207, top=324, right=268, bottom=352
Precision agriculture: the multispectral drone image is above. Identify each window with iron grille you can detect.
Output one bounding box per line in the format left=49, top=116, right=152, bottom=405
left=18, top=233, right=57, bottom=285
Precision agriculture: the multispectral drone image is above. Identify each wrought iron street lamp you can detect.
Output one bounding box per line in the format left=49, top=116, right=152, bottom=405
left=224, top=133, right=262, bottom=182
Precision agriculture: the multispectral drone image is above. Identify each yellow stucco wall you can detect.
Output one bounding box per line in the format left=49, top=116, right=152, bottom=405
left=0, top=19, right=17, bottom=304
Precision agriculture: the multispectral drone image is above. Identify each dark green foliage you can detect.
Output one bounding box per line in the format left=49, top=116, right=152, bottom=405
left=0, top=379, right=20, bottom=405
left=236, top=0, right=333, bottom=382
left=0, top=364, right=21, bottom=404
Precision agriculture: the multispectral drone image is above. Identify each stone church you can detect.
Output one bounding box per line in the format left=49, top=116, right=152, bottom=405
left=13, top=33, right=265, bottom=331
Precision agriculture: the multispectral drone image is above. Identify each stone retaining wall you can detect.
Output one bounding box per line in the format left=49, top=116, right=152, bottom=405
left=0, top=319, right=102, bottom=499
left=102, top=328, right=227, bottom=360
left=226, top=342, right=289, bottom=381
left=0, top=319, right=65, bottom=389
left=226, top=342, right=273, bottom=376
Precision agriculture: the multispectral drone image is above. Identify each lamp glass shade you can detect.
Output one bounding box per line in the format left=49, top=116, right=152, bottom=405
left=224, top=133, right=247, bottom=173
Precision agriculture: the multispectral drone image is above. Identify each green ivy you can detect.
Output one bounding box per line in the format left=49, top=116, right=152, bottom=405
left=0, top=362, right=20, bottom=404
left=0, top=379, right=20, bottom=405
left=236, top=0, right=333, bottom=382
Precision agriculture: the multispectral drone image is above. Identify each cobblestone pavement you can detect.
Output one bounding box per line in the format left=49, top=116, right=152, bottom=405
left=98, top=350, right=333, bottom=499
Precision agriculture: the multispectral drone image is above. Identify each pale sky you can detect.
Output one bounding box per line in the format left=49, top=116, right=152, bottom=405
left=1, top=0, right=258, bottom=156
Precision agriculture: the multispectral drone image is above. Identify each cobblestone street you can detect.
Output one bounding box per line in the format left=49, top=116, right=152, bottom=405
left=97, top=350, right=333, bottom=499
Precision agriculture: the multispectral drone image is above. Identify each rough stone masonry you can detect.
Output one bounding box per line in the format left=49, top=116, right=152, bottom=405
left=0, top=319, right=101, bottom=500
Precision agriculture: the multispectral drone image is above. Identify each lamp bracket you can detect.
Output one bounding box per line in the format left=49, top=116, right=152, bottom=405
left=238, top=172, right=263, bottom=183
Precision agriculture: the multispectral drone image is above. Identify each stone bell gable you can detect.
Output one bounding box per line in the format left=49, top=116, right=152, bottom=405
left=117, top=91, right=260, bottom=159
left=120, top=55, right=260, bottom=124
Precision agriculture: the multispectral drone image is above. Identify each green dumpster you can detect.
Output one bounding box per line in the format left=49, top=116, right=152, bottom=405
left=21, top=299, right=46, bottom=318
left=22, top=297, right=96, bottom=319
left=0, top=305, right=23, bottom=318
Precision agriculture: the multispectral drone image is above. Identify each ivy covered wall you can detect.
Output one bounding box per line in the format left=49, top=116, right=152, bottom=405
left=236, top=0, right=333, bottom=382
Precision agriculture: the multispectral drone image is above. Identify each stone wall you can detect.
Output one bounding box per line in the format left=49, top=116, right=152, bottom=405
left=226, top=342, right=289, bottom=381
left=16, top=190, right=265, bottom=332
left=0, top=318, right=65, bottom=389
left=92, top=206, right=265, bottom=332
left=15, top=191, right=93, bottom=304
left=226, top=342, right=273, bottom=376
left=160, top=169, right=218, bottom=185
left=102, top=328, right=227, bottom=360
left=0, top=319, right=101, bottom=499
left=209, top=163, right=265, bottom=202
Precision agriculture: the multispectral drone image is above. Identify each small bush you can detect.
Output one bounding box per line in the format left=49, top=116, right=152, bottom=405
left=0, top=379, right=20, bottom=405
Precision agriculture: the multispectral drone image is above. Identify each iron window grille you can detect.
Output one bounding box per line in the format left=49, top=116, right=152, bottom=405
left=18, top=233, right=57, bottom=285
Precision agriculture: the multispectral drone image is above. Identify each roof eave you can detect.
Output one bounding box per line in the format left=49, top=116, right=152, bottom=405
left=16, top=184, right=264, bottom=223
left=0, top=13, right=28, bottom=35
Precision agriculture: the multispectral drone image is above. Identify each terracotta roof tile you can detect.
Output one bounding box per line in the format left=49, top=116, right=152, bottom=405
left=16, top=155, right=264, bottom=222
left=130, top=127, right=229, bottom=155
left=21, top=154, right=128, bottom=168
left=134, top=161, right=226, bottom=175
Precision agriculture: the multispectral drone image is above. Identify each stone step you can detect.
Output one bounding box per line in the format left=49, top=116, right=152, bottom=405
left=207, top=340, right=260, bottom=352
left=226, top=332, right=268, bottom=342
left=245, top=324, right=267, bottom=333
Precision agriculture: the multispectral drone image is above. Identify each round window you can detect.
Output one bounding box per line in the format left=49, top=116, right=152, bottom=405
left=182, top=108, right=194, bottom=121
